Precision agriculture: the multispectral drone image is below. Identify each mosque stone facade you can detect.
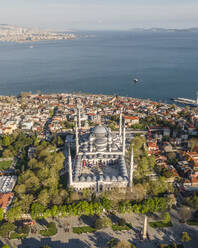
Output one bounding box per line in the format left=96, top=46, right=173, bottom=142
left=67, top=109, right=134, bottom=192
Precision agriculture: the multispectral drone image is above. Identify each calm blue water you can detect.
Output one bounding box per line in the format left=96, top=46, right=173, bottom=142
left=0, top=31, right=198, bottom=102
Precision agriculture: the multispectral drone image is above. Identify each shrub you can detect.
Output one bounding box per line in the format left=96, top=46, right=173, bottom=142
left=10, top=232, right=28, bottom=239
left=39, top=222, right=57, bottom=237
left=94, top=217, right=112, bottom=229
left=178, top=207, right=191, bottom=222
left=16, top=225, right=30, bottom=235
left=118, top=218, right=126, bottom=226
left=149, top=221, right=172, bottom=228
left=187, top=220, right=198, bottom=226
left=162, top=212, right=171, bottom=224
left=109, top=240, right=134, bottom=248
left=181, top=232, right=191, bottom=242
left=159, top=244, right=167, bottom=248
left=73, top=226, right=96, bottom=234
left=184, top=193, right=198, bottom=209
left=171, top=243, right=177, bottom=248
left=159, top=243, right=184, bottom=248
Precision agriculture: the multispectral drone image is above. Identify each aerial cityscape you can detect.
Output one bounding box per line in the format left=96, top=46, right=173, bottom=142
left=0, top=92, right=197, bottom=248
left=0, top=0, right=198, bottom=248
left=0, top=25, right=76, bottom=42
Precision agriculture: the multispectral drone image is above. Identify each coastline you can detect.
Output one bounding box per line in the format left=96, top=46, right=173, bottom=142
left=0, top=36, right=77, bottom=43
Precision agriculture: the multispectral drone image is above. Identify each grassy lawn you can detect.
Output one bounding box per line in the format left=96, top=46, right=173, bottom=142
left=112, top=224, right=131, bottom=231
left=40, top=222, right=57, bottom=237
left=187, top=220, right=198, bottom=226
left=73, top=226, right=96, bottom=234
left=149, top=221, right=172, bottom=228
left=73, top=222, right=133, bottom=234
left=0, top=160, right=13, bottom=170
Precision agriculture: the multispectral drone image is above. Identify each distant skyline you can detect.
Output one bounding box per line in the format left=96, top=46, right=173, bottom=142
left=1, top=0, right=198, bottom=30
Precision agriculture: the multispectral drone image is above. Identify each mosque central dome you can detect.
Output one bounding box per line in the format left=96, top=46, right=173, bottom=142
left=93, top=125, right=107, bottom=135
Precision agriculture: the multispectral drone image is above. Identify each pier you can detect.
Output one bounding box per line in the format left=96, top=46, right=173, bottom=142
left=172, top=92, right=198, bottom=106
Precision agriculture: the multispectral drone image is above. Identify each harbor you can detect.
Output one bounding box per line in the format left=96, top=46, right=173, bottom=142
left=171, top=92, right=198, bottom=106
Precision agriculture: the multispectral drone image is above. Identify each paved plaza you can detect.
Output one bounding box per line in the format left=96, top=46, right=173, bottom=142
left=2, top=209, right=197, bottom=248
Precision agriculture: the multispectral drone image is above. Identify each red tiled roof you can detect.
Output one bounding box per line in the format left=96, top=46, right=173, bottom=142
left=0, top=192, right=13, bottom=210
left=124, top=116, right=139, bottom=120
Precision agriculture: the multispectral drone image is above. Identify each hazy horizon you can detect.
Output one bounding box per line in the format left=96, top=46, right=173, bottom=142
left=1, top=0, right=198, bottom=31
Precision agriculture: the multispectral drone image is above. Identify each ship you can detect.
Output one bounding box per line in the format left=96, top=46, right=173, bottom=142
left=133, top=78, right=139, bottom=83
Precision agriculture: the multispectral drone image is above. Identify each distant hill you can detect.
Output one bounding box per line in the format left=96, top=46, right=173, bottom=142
left=0, top=24, right=18, bottom=30
left=130, top=28, right=198, bottom=32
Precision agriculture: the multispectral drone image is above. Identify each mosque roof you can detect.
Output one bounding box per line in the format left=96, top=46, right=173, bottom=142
left=93, top=125, right=107, bottom=135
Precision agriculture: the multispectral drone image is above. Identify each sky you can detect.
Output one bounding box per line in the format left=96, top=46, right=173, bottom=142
left=0, top=0, right=198, bottom=30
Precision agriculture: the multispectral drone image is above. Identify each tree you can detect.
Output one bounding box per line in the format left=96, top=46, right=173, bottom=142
left=6, top=206, right=21, bottom=222
left=94, top=217, right=112, bottom=229
left=14, top=184, right=26, bottom=194
left=185, top=193, right=198, bottom=209
left=2, top=149, right=13, bottom=158
left=162, top=212, right=171, bottom=224
left=15, top=194, right=34, bottom=213
left=56, top=136, right=64, bottom=146
left=179, top=207, right=191, bottom=222
left=148, top=177, right=170, bottom=196
left=131, top=184, right=147, bottom=201
left=37, top=189, right=50, bottom=207
left=17, top=225, right=30, bottom=235
left=167, top=152, right=176, bottom=161
left=139, top=156, right=149, bottom=172
left=118, top=218, right=126, bottom=226
left=31, top=203, right=45, bottom=219
left=167, top=194, right=177, bottom=208
left=149, top=155, right=156, bottom=168
left=109, top=240, right=134, bottom=248
left=181, top=232, right=191, bottom=242
left=2, top=136, right=10, bottom=147
left=0, top=222, right=15, bottom=237
left=50, top=205, right=58, bottom=218
left=1, top=245, right=10, bottom=248
left=0, top=207, right=3, bottom=221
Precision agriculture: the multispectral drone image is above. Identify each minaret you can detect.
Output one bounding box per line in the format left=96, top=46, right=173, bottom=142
left=68, top=144, right=73, bottom=186
left=78, top=107, right=81, bottom=129
left=143, top=216, right=148, bottom=239
left=129, top=145, right=134, bottom=187
left=90, top=142, right=93, bottom=152
left=122, top=119, right=126, bottom=156
left=75, top=121, right=79, bottom=154
left=119, top=109, right=123, bottom=137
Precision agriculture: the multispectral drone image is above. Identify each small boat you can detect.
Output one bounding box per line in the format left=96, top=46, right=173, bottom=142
left=133, top=78, right=139, bottom=83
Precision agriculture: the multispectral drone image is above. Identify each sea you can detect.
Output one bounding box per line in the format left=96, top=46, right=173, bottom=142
left=0, top=30, right=198, bottom=103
